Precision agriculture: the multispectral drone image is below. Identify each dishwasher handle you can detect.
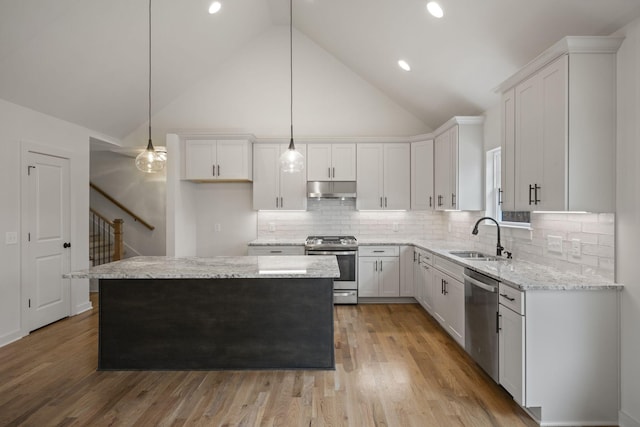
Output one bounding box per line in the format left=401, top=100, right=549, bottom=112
left=463, top=273, right=497, bottom=293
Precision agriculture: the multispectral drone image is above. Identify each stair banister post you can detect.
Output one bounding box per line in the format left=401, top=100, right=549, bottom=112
left=113, top=219, right=124, bottom=261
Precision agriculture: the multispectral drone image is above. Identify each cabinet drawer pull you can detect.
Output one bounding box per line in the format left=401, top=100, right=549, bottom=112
left=270, top=250, right=283, bottom=254
left=373, top=250, right=385, bottom=253
left=499, top=292, right=515, bottom=302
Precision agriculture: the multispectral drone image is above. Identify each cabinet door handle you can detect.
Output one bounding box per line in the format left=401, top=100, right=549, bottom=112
left=451, top=193, right=456, bottom=208
left=332, top=167, right=335, bottom=178
left=63, top=242, right=71, bottom=249
left=276, top=197, right=279, bottom=208
left=374, top=260, right=378, bottom=272
left=438, top=195, right=443, bottom=207
left=280, top=197, right=283, bottom=207
left=443, top=280, right=448, bottom=295
left=429, top=196, right=432, bottom=207
left=380, top=260, right=383, bottom=272
left=384, top=197, right=388, bottom=208
left=380, top=197, right=383, bottom=208
left=497, top=312, right=502, bottom=333
left=414, top=251, right=417, bottom=262
left=498, top=188, right=503, bottom=205
left=441, top=279, right=444, bottom=294
left=499, top=292, right=515, bottom=302
left=534, top=184, right=541, bottom=205
left=528, top=184, right=534, bottom=205
left=213, top=165, right=216, bottom=177
left=328, top=167, right=331, bottom=178
left=217, top=165, right=220, bottom=176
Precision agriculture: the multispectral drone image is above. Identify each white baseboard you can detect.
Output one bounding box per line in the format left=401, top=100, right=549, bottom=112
left=75, top=301, right=93, bottom=315
left=0, top=330, right=24, bottom=349
left=620, top=410, right=640, bottom=427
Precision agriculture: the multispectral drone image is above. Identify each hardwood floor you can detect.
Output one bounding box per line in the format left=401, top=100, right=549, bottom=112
left=0, top=294, right=538, bottom=426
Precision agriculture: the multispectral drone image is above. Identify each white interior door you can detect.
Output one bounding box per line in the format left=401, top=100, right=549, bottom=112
left=25, top=151, right=71, bottom=331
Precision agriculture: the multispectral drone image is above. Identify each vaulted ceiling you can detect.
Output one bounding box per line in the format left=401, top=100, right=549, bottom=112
left=1, top=0, right=639, bottom=140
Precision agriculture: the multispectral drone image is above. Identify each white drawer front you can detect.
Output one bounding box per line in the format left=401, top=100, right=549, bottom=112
left=433, top=255, right=464, bottom=282
left=247, top=246, right=305, bottom=256
left=359, top=246, right=400, bottom=257
left=498, top=283, right=525, bottom=315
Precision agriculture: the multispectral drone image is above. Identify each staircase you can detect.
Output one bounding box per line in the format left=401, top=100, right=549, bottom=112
left=89, top=209, right=123, bottom=266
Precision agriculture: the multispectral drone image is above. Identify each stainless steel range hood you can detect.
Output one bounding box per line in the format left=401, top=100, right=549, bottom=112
left=307, top=181, right=356, bottom=199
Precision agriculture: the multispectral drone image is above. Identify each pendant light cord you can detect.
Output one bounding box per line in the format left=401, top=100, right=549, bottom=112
left=148, top=0, right=153, bottom=149
left=289, top=0, right=294, bottom=149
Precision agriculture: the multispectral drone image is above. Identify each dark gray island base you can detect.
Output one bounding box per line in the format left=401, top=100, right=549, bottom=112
left=99, top=277, right=334, bottom=370
left=63, top=256, right=340, bottom=371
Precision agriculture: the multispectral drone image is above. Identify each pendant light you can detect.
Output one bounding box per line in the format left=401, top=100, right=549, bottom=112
left=279, top=0, right=304, bottom=174
left=135, top=0, right=166, bottom=173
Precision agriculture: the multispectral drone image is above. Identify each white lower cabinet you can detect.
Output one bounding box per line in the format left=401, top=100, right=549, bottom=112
left=498, top=288, right=525, bottom=405
left=497, top=283, right=619, bottom=426
left=431, top=256, right=465, bottom=347
left=358, top=246, right=400, bottom=297
left=400, top=246, right=415, bottom=297
left=413, top=248, right=434, bottom=313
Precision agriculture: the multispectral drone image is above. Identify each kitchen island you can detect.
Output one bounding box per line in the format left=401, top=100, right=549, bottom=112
left=65, top=256, right=339, bottom=371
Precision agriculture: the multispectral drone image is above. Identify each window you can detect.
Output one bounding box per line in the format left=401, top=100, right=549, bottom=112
left=486, top=147, right=530, bottom=225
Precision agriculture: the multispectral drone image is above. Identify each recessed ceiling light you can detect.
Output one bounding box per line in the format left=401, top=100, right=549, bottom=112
left=208, top=1, right=222, bottom=14
left=398, top=60, right=411, bottom=71
left=427, top=1, right=444, bottom=18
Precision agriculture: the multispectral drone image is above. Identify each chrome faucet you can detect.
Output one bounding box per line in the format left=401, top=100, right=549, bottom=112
left=472, top=216, right=504, bottom=257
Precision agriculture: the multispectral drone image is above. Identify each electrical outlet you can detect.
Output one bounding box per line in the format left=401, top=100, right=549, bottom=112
left=571, top=239, right=581, bottom=257
left=5, top=231, right=17, bottom=245
left=547, top=235, right=563, bottom=254
left=392, top=222, right=399, bottom=232
left=268, top=222, right=276, bottom=232
left=214, top=223, right=221, bottom=232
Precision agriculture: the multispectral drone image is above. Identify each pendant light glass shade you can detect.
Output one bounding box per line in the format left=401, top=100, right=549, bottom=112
left=279, top=0, right=304, bottom=174
left=136, top=0, right=166, bottom=173
left=280, top=139, right=305, bottom=174
left=136, top=140, right=166, bottom=173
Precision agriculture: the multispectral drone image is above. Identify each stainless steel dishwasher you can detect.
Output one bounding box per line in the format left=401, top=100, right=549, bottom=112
left=463, top=267, right=499, bottom=382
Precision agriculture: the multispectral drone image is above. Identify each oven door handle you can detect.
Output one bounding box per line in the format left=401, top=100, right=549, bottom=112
left=306, top=251, right=356, bottom=256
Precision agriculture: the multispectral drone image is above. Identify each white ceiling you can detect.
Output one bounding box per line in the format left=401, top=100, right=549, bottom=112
left=1, top=0, right=639, bottom=139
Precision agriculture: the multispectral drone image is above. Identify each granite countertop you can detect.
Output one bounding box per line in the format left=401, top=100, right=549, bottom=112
left=64, top=256, right=340, bottom=280
left=249, top=237, right=622, bottom=291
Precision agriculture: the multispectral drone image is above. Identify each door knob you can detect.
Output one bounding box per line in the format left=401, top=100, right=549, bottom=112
left=63, top=242, right=71, bottom=248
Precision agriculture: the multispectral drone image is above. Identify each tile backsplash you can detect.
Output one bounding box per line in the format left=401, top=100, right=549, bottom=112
left=445, top=211, right=615, bottom=281
left=257, top=199, right=445, bottom=239
left=257, top=201, right=615, bottom=281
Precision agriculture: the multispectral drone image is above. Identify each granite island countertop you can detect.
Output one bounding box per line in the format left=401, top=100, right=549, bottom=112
left=64, top=255, right=340, bottom=280
left=248, top=238, right=622, bottom=291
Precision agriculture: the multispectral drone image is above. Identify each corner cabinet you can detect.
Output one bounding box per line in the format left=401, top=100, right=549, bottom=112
left=306, top=143, right=356, bottom=181
left=411, top=140, right=434, bottom=210
left=499, top=36, right=622, bottom=212
left=433, top=118, right=484, bottom=211
left=356, top=143, right=410, bottom=210
left=252, top=144, right=307, bottom=210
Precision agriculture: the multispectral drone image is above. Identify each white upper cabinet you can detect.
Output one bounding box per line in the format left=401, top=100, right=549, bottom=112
left=253, top=144, right=307, bottom=210
left=433, top=118, right=484, bottom=211
left=184, top=139, right=252, bottom=182
left=411, top=140, right=434, bottom=210
left=499, top=36, right=622, bottom=212
left=307, top=143, right=356, bottom=181
left=356, top=143, right=410, bottom=210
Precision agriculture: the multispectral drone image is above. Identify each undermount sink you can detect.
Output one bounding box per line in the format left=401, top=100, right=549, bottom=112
left=449, top=250, right=500, bottom=261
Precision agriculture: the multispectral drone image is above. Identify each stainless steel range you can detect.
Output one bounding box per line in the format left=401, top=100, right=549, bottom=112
left=305, top=235, right=357, bottom=304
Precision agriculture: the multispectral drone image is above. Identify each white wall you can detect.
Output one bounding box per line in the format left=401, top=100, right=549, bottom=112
left=615, top=17, right=640, bottom=427
left=90, top=150, right=166, bottom=257
left=123, top=26, right=430, bottom=147
left=0, top=98, right=92, bottom=347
